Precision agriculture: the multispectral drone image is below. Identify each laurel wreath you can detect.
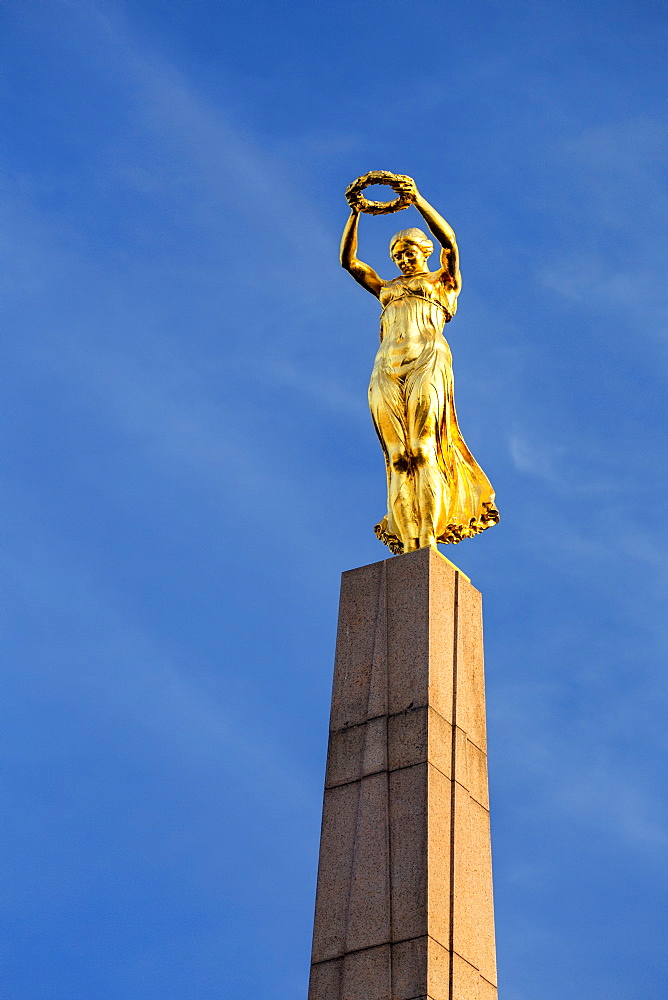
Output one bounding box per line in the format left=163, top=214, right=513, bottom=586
left=345, top=170, right=415, bottom=215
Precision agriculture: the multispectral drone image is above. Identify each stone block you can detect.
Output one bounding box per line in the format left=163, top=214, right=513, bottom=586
left=391, top=935, right=427, bottom=999
left=387, top=705, right=454, bottom=780
left=386, top=550, right=431, bottom=715
left=308, top=958, right=341, bottom=1000
left=330, top=560, right=384, bottom=732
left=311, top=782, right=359, bottom=962
left=426, top=936, right=453, bottom=1000
left=363, top=715, right=389, bottom=775
left=342, top=943, right=391, bottom=1000
left=325, top=723, right=365, bottom=788
left=326, top=715, right=389, bottom=788
left=477, top=975, right=499, bottom=1000
left=428, top=707, right=453, bottom=779
left=455, top=576, right=487, bottom=753
left=454, top=730, right=490, bottom=810
left=389, top=764, right=428, bottom=941
left=428, top=550, right=457, bottom=723
left=427, top=763, right=452, bottom=951
left=388, top=706, right=429, bottom=772
left=346, top=772, right=391, bottom=952
left=450, top=952, right=484, bottom=1000
left=451, top=787, right=496, bottom=986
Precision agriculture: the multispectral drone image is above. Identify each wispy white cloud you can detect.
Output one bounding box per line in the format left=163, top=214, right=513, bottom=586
left=1, top=0, right=370, bottom=564
left=537, top=117, right=667, bottom=347
left=66, top=0, right=337, bottom=271
left=266, top=358, right=366, bottom=419
left=509, top=432, right=565, bottom=484
left=538, top=250, right=665, bottom=336
left=508, top=431, right=615, bottom=494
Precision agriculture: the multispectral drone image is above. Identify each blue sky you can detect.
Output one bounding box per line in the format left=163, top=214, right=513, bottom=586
left=2, top=1, right=666, bottom=997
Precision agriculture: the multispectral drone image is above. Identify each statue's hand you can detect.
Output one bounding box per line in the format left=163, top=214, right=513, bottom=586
left=345, top=186, right=363, bottom=212
left=394, top=176, right=418, bottom=201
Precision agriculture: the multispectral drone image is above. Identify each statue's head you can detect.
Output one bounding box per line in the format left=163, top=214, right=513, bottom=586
left=390, top=228, right=434, bottom=275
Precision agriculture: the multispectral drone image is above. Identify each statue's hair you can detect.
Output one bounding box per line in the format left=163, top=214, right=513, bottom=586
left=389, top=227, right=434, bottom=258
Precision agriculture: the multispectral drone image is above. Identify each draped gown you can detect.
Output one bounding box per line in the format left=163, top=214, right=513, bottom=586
left=369, top=270, right=499, bottom=553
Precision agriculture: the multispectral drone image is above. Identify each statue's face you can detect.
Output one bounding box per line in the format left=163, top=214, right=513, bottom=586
left=391, top=241, right=428, bottom=275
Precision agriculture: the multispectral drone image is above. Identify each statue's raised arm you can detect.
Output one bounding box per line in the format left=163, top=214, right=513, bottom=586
left=342, top=170, right=499, bottom=554
left=412, top=187, right=461, bottom=293
left=340, top=207, right=383, bottom=298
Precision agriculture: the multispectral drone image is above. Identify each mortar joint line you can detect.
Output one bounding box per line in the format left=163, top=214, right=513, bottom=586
left=325, top=766, right=490, bottom=812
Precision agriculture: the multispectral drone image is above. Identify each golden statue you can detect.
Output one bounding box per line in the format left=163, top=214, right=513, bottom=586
left=341, top=171, right=499, bottom=554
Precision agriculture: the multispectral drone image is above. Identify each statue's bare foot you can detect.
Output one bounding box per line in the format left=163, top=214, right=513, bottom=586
left=403, top=537, right=420, bottom=552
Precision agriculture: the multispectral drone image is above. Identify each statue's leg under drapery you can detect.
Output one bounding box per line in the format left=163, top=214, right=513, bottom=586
left=405, top=368, right=449, bottom=549
left=371, top=374, right=420, bottom=551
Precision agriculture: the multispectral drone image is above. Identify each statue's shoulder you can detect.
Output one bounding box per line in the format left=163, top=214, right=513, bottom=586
left=429, top=269, right=459, bottom=298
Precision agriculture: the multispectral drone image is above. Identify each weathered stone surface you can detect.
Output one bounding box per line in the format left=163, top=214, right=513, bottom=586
left=389, top=763, right=428, bottom=941
left=341, top=944, right=391, bottom=1000
left=455, top=729, right=490, bottom=810
left=386, top=553, right=432, bottom=715
left=310, top=782, right=359, bottom=963
left=308, top=958, right=341, bottom=1000
left=387, top=705, right=429, bottom=772
left=450, top=951, right=482, bottom=1000
left=309, top=547, right=497, bottom=999
left=427, top=553, right=457, bottom=724
left=456, top=576, right=487, bottom=753
left=345, top=772, right=391, bottom=952
left=324, top=723, right=366, bottom=788
left=325, top=715, right=388, bottom=789
left=427, top=936, right=453, bottom=1000
left=329, top=560, right=385, bottom=731
left=391, top=936, right=428, bottom=998
left=427, top=764, right=452, bottom=951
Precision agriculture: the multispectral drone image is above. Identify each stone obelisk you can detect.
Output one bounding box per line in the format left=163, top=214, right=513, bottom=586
left=308, top=546, right=497, bottom=1000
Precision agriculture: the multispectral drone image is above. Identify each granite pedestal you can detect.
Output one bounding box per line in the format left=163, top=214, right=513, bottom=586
left=308, top=546, right=497, bottom=1000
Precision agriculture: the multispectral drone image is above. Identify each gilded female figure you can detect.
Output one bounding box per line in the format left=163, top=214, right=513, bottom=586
left=341, top=174, right=499, bottom=554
